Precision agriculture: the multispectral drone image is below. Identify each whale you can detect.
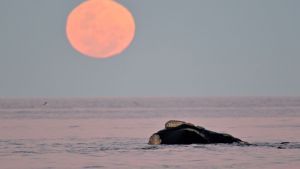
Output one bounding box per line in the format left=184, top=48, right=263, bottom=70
left=148, top=120, right=247, bottom=145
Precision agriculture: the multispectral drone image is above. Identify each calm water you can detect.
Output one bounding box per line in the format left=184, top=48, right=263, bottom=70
left=0, top=97, right=300, bottom=169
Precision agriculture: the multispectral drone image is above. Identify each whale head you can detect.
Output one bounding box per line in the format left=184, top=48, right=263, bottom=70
left=148, top=134, right=161, bottom=145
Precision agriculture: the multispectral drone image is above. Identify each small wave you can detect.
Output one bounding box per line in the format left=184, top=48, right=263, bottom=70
left=138, top=142, right=300, bottom=150
left=140, top=146, right=160, bottom=150
left=83, top=166, right=104, bottom=169
left=12, top=150, right=38, bottom=154
left=251, top=142, right=300, bottom=149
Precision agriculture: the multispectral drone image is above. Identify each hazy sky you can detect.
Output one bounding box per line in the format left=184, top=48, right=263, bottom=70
left=1, top=0, right=300, bottom=97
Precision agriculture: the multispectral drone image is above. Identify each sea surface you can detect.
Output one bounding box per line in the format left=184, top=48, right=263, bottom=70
left=0, top=97, right=300, bottom=169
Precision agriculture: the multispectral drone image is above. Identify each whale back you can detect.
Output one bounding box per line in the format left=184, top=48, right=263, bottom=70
left=165, top=120, right=195, bottom=129
left=155, top=124, right=210, bottom=144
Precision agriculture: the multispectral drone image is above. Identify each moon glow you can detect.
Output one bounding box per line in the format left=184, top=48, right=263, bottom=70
left=66, top=0, right=135, bottom=59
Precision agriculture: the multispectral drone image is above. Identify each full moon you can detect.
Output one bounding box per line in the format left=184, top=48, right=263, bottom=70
left=66, top=0, right=135, bottom=59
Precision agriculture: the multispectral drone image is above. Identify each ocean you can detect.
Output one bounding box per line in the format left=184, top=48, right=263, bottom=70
left=0, top=97, right=300, bottom=169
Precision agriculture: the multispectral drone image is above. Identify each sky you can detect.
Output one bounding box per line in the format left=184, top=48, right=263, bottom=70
left=0, top=0, right=300, bottom=97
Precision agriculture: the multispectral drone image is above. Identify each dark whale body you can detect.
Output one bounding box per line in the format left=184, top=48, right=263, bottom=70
left=149, top=120, right=246, bottom=145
